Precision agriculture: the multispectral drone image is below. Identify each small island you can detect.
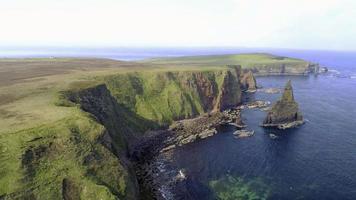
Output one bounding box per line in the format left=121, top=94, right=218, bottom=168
left=262, top=80, right=304, bottom=129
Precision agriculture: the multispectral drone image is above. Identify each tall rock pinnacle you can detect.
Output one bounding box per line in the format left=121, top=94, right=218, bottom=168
left=262, top=80, right=304, bottom=129
left=281, top=80, right=294, bottom=102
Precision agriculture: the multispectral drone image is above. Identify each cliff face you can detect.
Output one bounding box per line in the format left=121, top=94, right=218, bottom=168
left=0, top=67, right=255, bottom=200
left=67, top=84, right=157, bottom=154
left=214, top=70, right=242, bottom=111
left=263, top=80, right=303, bottom=129
left=105, top=68, right=244, bottom=125
left=240, top=70, right=257, bottom=91
left=59, top=68, right=249, bottom=199
left=248, top=62, right=320, bottom=76
left=65, top=85, right=160, bottom=200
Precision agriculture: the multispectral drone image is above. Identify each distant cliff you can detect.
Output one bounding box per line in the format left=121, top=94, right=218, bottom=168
left=144, top=53, right=320, bottom=76
left=249, top=62, right=320, bottom=76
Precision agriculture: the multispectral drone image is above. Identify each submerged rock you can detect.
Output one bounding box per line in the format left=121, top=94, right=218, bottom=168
left=319, top=67, right=328, bottom=73
left=262, top=80, right=304, bottom=129
left=257, top=88, right=282, bottom=94
left=175, top=169, right=187, bottom=181
left=245, top=100, right=270, bottom=109
left=233, top=130, right=255, bottom=138
left=261, top=107, right=272, bottom=112
left=269, top=133, right=278, bottom=139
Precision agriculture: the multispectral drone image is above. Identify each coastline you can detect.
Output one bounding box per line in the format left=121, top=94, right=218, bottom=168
left=261, top=120, right=305, bottom=129
left=130, top=71, right=321, bottom=199
left=129, top=108, right=245, bottom=199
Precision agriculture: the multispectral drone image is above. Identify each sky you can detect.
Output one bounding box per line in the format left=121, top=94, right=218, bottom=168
left=0, top=0, right=355, bottom=50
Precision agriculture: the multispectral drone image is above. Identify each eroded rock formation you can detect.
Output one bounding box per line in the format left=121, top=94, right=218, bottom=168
left=214, top=70, right=242, bottom=111
left=240, top=70, right=257, bottom=92
left=262, top=80, right=304, bottom=129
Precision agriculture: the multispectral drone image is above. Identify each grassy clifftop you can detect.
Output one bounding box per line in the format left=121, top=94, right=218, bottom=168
left=144, top=53, right=302, bottom=65
left=144, top=53, right=316, bottom=75
left=0, top=111, right=138, bottom=200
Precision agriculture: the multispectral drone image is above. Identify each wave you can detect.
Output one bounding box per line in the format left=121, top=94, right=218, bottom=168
left=324, top=69, right=356, bottom=79
left=328, top=69, right=341, bottom=74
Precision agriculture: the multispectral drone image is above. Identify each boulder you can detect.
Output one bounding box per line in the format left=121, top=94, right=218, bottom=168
left=233, top=130, right=255, bottom=138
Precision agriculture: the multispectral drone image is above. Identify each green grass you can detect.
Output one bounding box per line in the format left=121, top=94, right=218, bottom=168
left=143, top=53, right=307, bottom=68
left=0, top=111, right=136, bottom=199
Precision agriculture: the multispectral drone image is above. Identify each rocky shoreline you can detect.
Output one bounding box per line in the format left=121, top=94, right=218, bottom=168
left=129, top=108, right=246, bottom=199
left=262, top=120, right=305, bottom=129
left=129, top=73, right=315, bottom=199
left=129, top=96, right=287, bottom=199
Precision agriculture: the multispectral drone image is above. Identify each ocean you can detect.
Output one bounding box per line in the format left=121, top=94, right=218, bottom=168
left=167, top=50, right=356, bottom=199
left=1, top=47, right=356, bottom=199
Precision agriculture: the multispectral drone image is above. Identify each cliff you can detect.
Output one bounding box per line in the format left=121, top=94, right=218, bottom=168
left=145, top=54, right=320, bottom=76
left=262, top=80, right=304, bottom=129
left=247, top=62, right=320, bottom=76
left=240, top=70, right=257, bottom=91
left=66, top=84, right=159, bottom=154
left=0, top=66, right=252, bottom=200
left=104, top=68, right=245, bottom=125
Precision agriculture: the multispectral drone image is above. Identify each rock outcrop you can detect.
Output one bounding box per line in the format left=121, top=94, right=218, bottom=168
left=262, top=80, right=304, bottom=129
left=168, top=108, right=243, bottom=146
left=214, top=70, right=242, bottom=111
left=240, top=70, right=257, bottom=92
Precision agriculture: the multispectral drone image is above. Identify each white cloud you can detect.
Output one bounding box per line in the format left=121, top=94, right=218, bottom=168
left=0, top=0, right=355, bottom=50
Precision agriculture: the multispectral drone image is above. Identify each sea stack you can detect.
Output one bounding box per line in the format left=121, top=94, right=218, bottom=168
left=240, top=70, right=257, bottom=92
left=262, top=80, right=304, bottom=129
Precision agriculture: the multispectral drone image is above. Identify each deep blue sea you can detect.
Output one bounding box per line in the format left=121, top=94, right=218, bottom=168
left=167, top=50, right=356, bottom=199
left=1, top=47, right=356, bottom=199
